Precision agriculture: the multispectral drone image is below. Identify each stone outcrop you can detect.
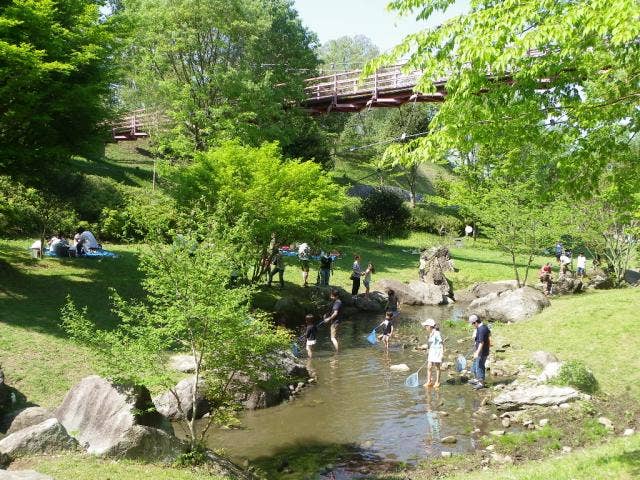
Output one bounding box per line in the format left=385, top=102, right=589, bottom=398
left=2, top=407, right=54, bottom=435
left=55, top=376, right=184, bottom=461
left=375, top=279, right=420, bottom=305
left=0, top=419, right=77, bottom=458
left=152, top=377, right=209, bottom=421
left=468, top=286, right=550, bottom=322
left=536, top=362, right=563, bottom=382
left=457, top=280, right=519, bottom=302
left=531, top=351, right=559, bottom=368
left=553, top=275, right=583, bottom=295
left=408, top=281, right=450, bottom=305
left=492, top=385, right=582, bottom=410
left=588, top=270, right=614, bottom=289
left=0, top=471, right=54, bottom=480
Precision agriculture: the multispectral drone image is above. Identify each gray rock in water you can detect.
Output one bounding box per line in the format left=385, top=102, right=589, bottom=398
left=2, top=407, right=54, bottom=435
left=531, top=351, right=559, bottom=368
left=408, top=281, right=447, bottom=305
left=376, top=279, right=422, bottom=305
left=55, top=376, right=182, bottom=461
left=469, top=287, right=550, bottom=323
left=153, top=377, right=210, bottom=421
left=168, top=354, right=198, bottom=373
left=354, top=296, right=384, bottom=312
left=492, top=385, right=581, bottom=410
left=0, top=471, right=54, bottom=480
left=0, top=418, right=77, bottom=458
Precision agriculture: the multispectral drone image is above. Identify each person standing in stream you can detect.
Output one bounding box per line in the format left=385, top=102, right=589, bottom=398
left=469, top=314, right=490, bottom=390
left=323, top=289, right=343, bottom=352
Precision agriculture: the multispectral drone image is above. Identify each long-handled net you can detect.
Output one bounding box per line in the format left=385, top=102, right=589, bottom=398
left=366, top=329, right=378, bottom=345
left=405, top=362, right=428, bottom=387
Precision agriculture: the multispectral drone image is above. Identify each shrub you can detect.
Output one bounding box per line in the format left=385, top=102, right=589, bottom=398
left=409, top=203, right=464, bottom=236
left=74, top=175, right=127, bottom=223
left=553, top=360, right=599, bottom=394
left=358, top=189, right=410, bottom=243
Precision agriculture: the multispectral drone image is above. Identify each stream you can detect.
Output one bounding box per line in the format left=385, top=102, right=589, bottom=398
left=203, top=304, right=491, bottom=478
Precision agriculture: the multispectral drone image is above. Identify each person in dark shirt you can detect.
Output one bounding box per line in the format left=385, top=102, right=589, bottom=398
left=376, top=311, right=394, bottom=350
left=304, top=314, right=321, bottom=358
left=323, top=289, right=342, bottom=352
left=385, top=289, right=400, bottom=319
left=469, top=314, right=490, bottom=389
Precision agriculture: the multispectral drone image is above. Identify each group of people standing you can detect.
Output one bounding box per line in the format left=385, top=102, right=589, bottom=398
left=539, top=242, right=589, bottom=294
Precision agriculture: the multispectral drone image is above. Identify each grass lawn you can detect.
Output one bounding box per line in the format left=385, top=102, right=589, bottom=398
left=494, top=288, right=640, bottom=398
left=11, top=454, right=230, bottom=480
left=0, top=240, right=145, bottom=407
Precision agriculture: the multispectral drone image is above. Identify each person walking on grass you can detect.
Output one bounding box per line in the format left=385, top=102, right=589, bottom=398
left=351, top=255, right=362, bottom=299
left=363, top=262, right=375, bottom=298
left=376, top=311, right=394, bottom=351
left=469, top=314, right=490, bottom=390
left=319, top=251, right=332, bottom=286
left=298, top=242, right=311, bottom=287
left=576, top=252, right=587, bottom=278
left=422, top=318, right=444, bottom=388
left=323, top=289, right=343, bottom=352
left=267, top=249, right=285, bottom=288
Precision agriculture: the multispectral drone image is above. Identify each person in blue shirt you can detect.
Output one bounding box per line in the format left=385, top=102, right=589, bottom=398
left=469, top=314, right=490, bottom=390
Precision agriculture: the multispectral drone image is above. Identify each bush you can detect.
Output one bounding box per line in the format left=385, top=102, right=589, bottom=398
left=553, top=360, right=599, bottom=394
left=74, top=175, right=127, bottom=223
left=409, top=204, right=464, bottom=236
left=358, top=189, right=410, bottom=243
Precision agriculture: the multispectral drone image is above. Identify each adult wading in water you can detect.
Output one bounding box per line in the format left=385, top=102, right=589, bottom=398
left=351, top=255, right=362, bottom=299
left=323, top=289, right=343, bottom=352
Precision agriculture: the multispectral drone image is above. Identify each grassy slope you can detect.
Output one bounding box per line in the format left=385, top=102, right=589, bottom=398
left=11, top=454, right=228, bottom=480
left=494, top=288, right=640, bottom=398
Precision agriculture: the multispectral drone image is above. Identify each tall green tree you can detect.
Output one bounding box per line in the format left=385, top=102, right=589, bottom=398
left=164, top=141, right=349, bottom=281
left=0, top=0, right=115, bottom=177
left=118, top=0, right=322, bottom=159
left=319, top=34, right=380, bottom=73
left=373, top=0, right=640, bottom=195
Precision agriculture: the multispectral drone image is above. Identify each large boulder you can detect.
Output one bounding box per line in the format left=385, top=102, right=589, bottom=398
left=492, top=385, right=582, bottom=410
left=0, top=419, right=77, bottom=459
left=588, top=270, right=614, bottom=289
left=376, top=279, right=422, bottom=305
left=354, top=295, right=384, bottom=312
left=0, top=472, right=53, bottom=480
left=468, top=287, right=550, bottom=322
left=531, top=351, right=559, bottom=368
left=624, top=269, right=640, bottom=286
left=152, top=377, right=209, bottom=421
left=537, top=362, right=564, bottom=382
left=408, top=281, right=450, bottom=305
left=55, top=376, right=184, bottom=461
left=457, top=280, right=519, bottom=302
left=554, top=275, right=583, bottom=295
left=1, top=407, right=54, bottom=435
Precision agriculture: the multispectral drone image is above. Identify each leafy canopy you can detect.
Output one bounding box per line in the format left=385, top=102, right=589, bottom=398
left=373, top=0, right=640, bottom=194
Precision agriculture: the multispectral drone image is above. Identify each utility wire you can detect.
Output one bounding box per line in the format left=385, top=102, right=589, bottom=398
left=337, top=129, right=430, bottom=155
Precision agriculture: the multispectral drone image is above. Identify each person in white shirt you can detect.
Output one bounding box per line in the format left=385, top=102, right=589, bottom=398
left=75, top=229, right=99, bottom=255
left=576, top=252, right=587, bottom=277
left=559, top=252, right=571, bottom=276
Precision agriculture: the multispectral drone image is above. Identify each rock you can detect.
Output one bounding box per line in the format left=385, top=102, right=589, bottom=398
left=559, top=403, right=571, bottom=409
left=376, top=279, right=422, bottom=305
left=492, top=385, right=581, bottom=410
left=441, top=451, right=452, bottom=458
left=562, top=446, right=572, bottom=454
left=354, top=295, right=384, bottom=312
left=598, top=417, right=614, bottom=430
left=539, top=418, right=549, bottom=427
left=623, top=428, right=635, bottom=436
left=537, top=362, right=564, bottom=382
left=153, top=377, right=210, bottom=421
left=168, top=354, right=198, bottom=373
left=441, top=436, right=457, bottom=444
left=467, top=280, right=520, bottom=299
left=55, top=376, right=181, bottom=461
left=554, top=275, right=583, bottom=295
left=485, top=444, right=495, bottom=451
left=624, top=269, right=640, bottom=286
left=589, top=270, right=614, bottom=290
left=469, top=287, right=550, bottom=323
left=390, top=364, right=410, bottom=372
left=490, top=430, right=505, bottom=436
left=491, top=453, right=513, bottom=464
left=0, top=472, right=54, bottom=480
left=408, top=281, right=448, bottom=305
left=2, top=407, right=54, bottom=435
left=531, top=351, right=559, bottom=368
left=0, top=419, right=77, bottom=458
left=501, top=418, right=511, bottom=428
left=273, top=296, right=307, bottom=322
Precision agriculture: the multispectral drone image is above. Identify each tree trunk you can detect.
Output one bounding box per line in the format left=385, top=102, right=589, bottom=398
left=511, top=251, right=521, bottom=288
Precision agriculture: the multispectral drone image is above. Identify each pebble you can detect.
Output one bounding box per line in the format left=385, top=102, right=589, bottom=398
left=522, top=419, right=533, bottom=427
left=491, top=414, right=498, bottom=420
left=297, top=382, right=304, bottom=388
left=559, top=403, right=571, bottom=409
left=501, top=418, right=511, bottom=428
left=598, top=417, right=614, bottom=430
left=472, top=428, right=481, bottom=434
left=441, top=451, right=452, bottom=458
left=490, top=430, right=505, bottom=436
left=390, top=363, right=410, bottom=372
left=562, top=446, right=572, bottom=454
left=485, top=444, right=495, bottom=451
left=308, top=377, right=316, bottom=383
left=623, top=428, right=635, bottom=436
left=490, top=453, right=513, bottom=464
left=456, top=407, right=464, bottom=413
left=539, top=418, right=549, bottom=427
left=441, top=435, right=457, bottom=444
left=439, top=411, right=449, bottom=417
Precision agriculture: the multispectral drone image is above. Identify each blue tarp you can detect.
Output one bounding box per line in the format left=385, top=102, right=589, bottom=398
left=43, top=248, right=118, bottom=259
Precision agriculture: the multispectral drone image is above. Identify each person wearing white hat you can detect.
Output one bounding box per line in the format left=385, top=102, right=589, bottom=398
left=421, top=318, right=444, bottom=388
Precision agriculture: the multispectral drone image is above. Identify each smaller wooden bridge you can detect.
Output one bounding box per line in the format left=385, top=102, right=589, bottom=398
left=302, top=64, right=446, bottom=113
left=111, top=109, right=167, bottom=141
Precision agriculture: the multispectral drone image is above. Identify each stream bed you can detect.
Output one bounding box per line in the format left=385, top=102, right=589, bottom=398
left=203, top=304, right=491, bottom=478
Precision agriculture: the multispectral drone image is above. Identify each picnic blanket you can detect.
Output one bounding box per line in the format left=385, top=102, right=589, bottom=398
left=43, top=248, right=118, bottom=259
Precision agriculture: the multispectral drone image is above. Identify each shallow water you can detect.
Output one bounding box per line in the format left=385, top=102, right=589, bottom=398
left=203, top=305, right=489, bottom=476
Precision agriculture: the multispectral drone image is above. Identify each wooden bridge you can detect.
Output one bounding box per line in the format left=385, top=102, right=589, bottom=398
left=302, top=64, right=447, bottom=113
left=111, top=109, right=167, bottom=141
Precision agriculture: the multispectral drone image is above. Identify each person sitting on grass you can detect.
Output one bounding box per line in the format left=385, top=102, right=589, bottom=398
left=75, top=228, right=100, bottom=255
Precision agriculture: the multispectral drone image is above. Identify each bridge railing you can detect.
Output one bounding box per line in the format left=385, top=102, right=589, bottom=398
left=304, top=64, right=423, bottom=100
left=112, top=109, right=169, bottom=140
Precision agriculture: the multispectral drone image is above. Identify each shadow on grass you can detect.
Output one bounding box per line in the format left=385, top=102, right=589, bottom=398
left=0, top=242, right=144, bottom=338
left=64, top=154, right=154, bottom=187
left=596, top=448, right=640, bottom=477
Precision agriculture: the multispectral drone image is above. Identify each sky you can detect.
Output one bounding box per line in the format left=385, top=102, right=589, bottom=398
left=292, top=0, right=469, bottom=53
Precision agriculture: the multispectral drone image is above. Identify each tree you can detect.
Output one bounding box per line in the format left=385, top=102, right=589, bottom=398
left=62, top=227, right=291, bottom=450
left=0, top=0, right=115, bottom=178
left=117, top=0, right=321, bottom=158
left=319, top=35, right=380, bottom=73
left=164, top=141, right=350, bottom=281
left=358, top=189, right=411, bottom=245
left=373, top=0, right=639, bottom=195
